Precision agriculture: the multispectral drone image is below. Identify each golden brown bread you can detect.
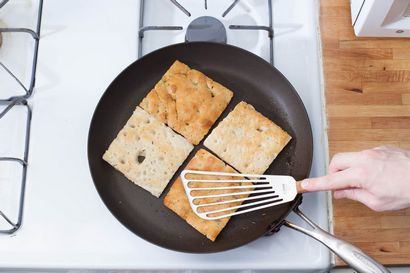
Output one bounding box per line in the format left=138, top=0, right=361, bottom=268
left=163, top=149, right=251, bottom=241
left=140, top=60, right=233, bottom=145
left=204, top=101, right=292, bottom=174
left=102, top=107, right=193, bottom=197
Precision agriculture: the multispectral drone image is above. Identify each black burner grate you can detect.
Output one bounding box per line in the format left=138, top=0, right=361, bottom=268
left=138, top=0, right=274, bottom=65
left=0, top=0, right=43, bottom=234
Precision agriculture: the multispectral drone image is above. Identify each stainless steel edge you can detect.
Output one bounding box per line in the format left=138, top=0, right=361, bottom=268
left=284, top=208, right=390, bottom=273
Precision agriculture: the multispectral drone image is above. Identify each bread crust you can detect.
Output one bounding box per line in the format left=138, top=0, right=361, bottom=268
left=140, top=60, right=233, bottom=145
left=204, top=101, right=292, bottom=174
left=163, top=149, right=250, bottom=241
left=103, top=107, right=193, bottom=197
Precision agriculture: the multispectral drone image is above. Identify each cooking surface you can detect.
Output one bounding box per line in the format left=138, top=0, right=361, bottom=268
left=88, top=42, right=312, bottom=253
left=0, top=0, right=329, bottom=271
left=321, top=0, right=410, bottom=266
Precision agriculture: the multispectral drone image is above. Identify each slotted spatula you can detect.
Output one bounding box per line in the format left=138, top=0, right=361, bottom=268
left=181, top=170, right=306, bottom=220
left=181, top=169, right=391, bottom=273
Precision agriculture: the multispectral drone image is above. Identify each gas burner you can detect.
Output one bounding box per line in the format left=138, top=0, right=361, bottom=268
left=138, top=0, right=274, bottom=65
left=185, top=16, right=227, bottom=43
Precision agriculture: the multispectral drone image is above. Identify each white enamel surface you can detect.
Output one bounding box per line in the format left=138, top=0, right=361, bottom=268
left=353, top=0, right=410, bottom=37
left=350, top=0, right=365, bottom=25
left=141, top=0, right=274, bottom=61
left=0, top=0, right=330, bottom=271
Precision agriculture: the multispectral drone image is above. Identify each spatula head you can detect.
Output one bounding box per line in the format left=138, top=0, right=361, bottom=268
left=181, top=170, right=297, bottom=220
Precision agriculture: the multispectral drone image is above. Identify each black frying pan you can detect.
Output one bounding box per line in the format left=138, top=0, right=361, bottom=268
left=87, top=43, right=390, bottom=272
left=88, top=42, right=311, bottom=252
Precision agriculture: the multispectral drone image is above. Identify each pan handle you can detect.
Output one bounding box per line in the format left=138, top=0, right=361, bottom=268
left=284, top=208, right=390, bottom=273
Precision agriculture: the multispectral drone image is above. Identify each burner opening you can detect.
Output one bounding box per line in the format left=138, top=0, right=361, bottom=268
left=185, top=16, right=227, bottom=43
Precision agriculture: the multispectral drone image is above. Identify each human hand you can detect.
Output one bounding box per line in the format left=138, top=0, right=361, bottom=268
left=301, top=146, right=410, bottom=211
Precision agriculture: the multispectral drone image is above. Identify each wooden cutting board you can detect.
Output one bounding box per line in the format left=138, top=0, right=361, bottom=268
left=320, top=0, right=410, bottom=266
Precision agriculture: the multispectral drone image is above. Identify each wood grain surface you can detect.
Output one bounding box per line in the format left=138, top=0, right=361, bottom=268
left=320, top=0, right=410, bottom=266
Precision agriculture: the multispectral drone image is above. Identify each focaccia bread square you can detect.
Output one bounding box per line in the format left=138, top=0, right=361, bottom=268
left=140, top=60, right=233, bottom=145
left=103, top=106, right=193, bottom=197
left=204, top=101, right=292, bottom=174
left=164, top=149, right=250, bottom=241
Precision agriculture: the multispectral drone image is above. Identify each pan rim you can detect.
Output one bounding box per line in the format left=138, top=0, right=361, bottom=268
left=87, top=41, right=313, bottom=253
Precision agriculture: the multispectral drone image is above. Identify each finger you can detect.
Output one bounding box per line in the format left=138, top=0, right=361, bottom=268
left=301, top=168, right=361, bottom=192
left=372, top=146, right=387, bottom=151
left=333, top=189, right=380, bottom=211
left=373, top=145, right=394, bottom=151
left=333, top=189, right=361, bottom=199
left=373, top=145, right=402, bottom=152
left=329, top=152, right=362, bottom=174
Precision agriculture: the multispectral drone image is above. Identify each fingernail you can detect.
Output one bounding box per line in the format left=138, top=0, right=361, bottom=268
left=301, top=180, right=309, bottom=189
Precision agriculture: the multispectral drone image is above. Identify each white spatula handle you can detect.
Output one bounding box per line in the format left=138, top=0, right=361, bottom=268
left=284, top=208, right=390, bottom=273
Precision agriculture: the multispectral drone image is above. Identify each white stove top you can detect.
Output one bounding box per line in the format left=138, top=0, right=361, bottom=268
left=0, top=0, right=330, bottom=271
left=140, top=0, right=274, bottom=62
